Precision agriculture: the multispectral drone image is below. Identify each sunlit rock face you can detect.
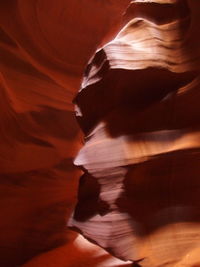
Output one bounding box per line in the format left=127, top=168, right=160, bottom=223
left=69, top=0, right=200, bottom=266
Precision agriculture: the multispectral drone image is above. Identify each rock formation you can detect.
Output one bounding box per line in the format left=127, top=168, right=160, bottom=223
left=0, top=1, right=130, bottom=266
left=0, top=0, right=200, bottom=266
left=69, top=0, right=200, bottom=266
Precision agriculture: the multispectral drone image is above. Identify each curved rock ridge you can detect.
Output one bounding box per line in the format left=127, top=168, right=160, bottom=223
left=133, top=0, right=178, bottom=3
left=69, top=0, right=200, bottom=266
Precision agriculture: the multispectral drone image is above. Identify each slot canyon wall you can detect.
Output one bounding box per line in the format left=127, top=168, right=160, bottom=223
left=0, top=0, right=200, bottom=266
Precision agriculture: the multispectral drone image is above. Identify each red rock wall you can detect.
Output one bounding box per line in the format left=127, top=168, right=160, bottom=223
left=0, top=1, right=130, bottom=266
left=0, top=0, right=200, bottom=266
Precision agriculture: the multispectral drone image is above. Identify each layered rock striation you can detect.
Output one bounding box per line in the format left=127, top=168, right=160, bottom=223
left=69, top=1, right=200, bottom=266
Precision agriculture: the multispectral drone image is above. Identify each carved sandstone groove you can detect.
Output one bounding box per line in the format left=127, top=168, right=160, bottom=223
left=69, top=1, right=200, bottom=266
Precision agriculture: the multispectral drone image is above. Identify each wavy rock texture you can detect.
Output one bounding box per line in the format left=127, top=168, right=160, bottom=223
left=1, top=0, right=200, bottom=266
left=0, top=0, right=131, bottom=266
left=69, top=0, right=200, bottom=266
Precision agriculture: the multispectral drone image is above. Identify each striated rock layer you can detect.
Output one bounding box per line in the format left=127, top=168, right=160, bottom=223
left=69, top=0, right=200, bottom=266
